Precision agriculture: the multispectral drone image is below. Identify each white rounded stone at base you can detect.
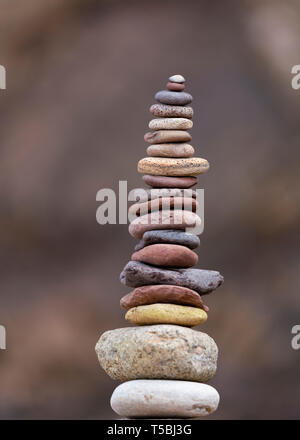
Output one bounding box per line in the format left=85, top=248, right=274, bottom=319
left=110, top=380, right=220, bottom=419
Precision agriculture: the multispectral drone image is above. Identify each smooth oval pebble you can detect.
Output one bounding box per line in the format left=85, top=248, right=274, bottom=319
left=131, top=188, right=196, bottom=203
left=155, top=90, right=193, bottom=106
left=147, top=143, right=194, bottom=158
left=144, top=130, right=191, bottom=144
left=129, top=197, right=198, bottom=217
left=167, top=81, right=185, bottom=91
left=134, top=229, right=200, bottom=251
left=95, top=325, right=218, bottom=382
left=143, top=174, right=198, bottom=188
left=169, top=74, right=186, bottom=83
left=111, top=380, right=220, bottom=418
left=125, top=303, right=207, bottom=326
left=149, top=118, right=193, bottom=130
left=128, top=210, right=201, bottom=239
left=138, top=157, right=209, bottom=176
left=120, top=261, right=224, bottom=294
left=150, top=104, right=193, bottom=119
left=132, top=243, right=198, bottom=268
left=120, top=285, right=208, bottom=310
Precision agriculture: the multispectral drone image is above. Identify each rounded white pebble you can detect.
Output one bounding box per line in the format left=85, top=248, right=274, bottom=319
left=110, top=380, right=220, bottom=418
left=149, top=118, right=193, bottom=130
left=169, top=74, right=186, bottom=83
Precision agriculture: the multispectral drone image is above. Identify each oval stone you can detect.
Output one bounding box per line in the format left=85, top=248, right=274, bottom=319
left=169, top=74, right=186, bottom=83
left=155, top=90, right=193, bottom=106
left=120, top=285, right=208, bottom=310
left=125, top=303, right=207, bottom=326
left=120, top=261, right=224, bottom=294
left=130, top=188, right=197, bottom=203
left=167, top=82, right=185, bottom=91
left=95, top=325, right=218, bottom=382
left=150, top=104, right=193, bottom=119
left=134, top=229, right=200, bottom=251
left=149, top=118, right=193, bottom=130
left=143, top=174, right=198, bottom=188
left=128, top=210, right=201, bottom=239
left=144, top=130, right=191, bottom=144
left=132, top=243, right=198, bottom=268
left=147, top=143, right=194, bottom=158
left=111, top=380, right=220, bottom=419
left=138, top=157, right=210, bottom=176
left=129, top=197, right=198, bottom=217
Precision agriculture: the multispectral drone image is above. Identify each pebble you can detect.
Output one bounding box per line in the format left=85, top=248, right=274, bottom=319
left=120, top=261, right=224, bottom=294
left=128, top=210, right=201, bottom=239
left=167, top=82, right=185, bottom=91
left=169, top=74, right=186, bottom=83
left=143, top=174, right=197, bottom=188
left=138, top=157, right=210, bottom=176
left=134, top=229, right=200, bottom=251
left=155, top=90, right=193, bottom=106
left=144, top=130, right=191, bottom=144
left=149, top=118, right=193, bottom=130
left=150, top=104, right=193, bottom=119
left=111, top=380, right=220, bottom=418
left=125, top=303, right=207, bottom=326
left=129, top=197, right=198, bottom=217
left=147, top=143, right=194, bottom=158
left=131, top=188, right=197, bottom=203
left=132, top=243, right=198, bottom=268
left=95, top=325, right=218, bottom=382
left=120, top=285, right=208, bottom=311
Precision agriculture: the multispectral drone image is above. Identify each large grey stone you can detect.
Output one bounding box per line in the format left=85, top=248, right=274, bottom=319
left=134, top=229, right=200, bottom=251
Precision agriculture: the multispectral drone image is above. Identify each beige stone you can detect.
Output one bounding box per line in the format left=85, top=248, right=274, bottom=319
left=138, top=157, right=209, bottom=176
left=147, top=143, right=194, bottom=158
left=149, top=118, right=193, bottom=130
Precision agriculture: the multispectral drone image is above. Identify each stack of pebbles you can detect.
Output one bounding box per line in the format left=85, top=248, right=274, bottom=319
left=95, top=75, right=224, bottom=419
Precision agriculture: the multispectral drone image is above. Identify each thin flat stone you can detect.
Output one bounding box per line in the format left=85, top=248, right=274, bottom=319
left=144, top=130, right=191, bottom=144
left=147, top=143, right=194, bottom=158
left=120, top=285, right=208, bottom=310
left=129, top=197, right=198, bottom=217
left=167, top=82, right=185, bottom=91
left=95, top=325, right=218, bottom=382
left=149, top=118, right=193, bottom=130
left=150, top=104, right=193, bottom=119
left=134, top=229, right=200, bottom=251
left=169, top=74, right=186, bottom=83
left=155, top=90, right=193, bottom=106
left=130, top=188, right=197, bottom=203
left=138, top=157, right=209, bottom=176
left=120, top=261, right=224, bottom=294
left=110, top=380, right=220, bottom=419
left=132, top=243, right=198, bottom=268
left=143, top=174, right=198, bottom=188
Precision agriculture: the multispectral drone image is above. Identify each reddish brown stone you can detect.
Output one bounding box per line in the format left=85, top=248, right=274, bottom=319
left=166, top=82, right=185, bottom=91
left=120, top=285, right=209, bottom=311
left=132, top=243, right=198, bottom=268
left=143, top=174, right=198, bottom=189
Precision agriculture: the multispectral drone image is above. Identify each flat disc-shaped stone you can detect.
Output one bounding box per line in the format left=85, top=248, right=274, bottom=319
left=143, top=174, right=198, bottom=188
left=147, top=143, right=194, bottom=158
left=144, top=130, right=191, bottom=144
left=150, top=104, right=193, bottom=118
left=132, top=243, right=198, bottom=268
left=167, top=82, right=185, bottom=91
left=138, top=157, right=209, bottom=176
left=129, top=197, right=198, bottom=217
left=134, top=229, right=200, bottom=251
left=155, top=90, right=193, bottom=105
left=149, top=118, right=193, bottom=130
left=130, top=188, right=197, bottom=203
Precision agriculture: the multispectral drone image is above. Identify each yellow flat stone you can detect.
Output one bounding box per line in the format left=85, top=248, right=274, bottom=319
left=125, top=303, right=207, bottom=327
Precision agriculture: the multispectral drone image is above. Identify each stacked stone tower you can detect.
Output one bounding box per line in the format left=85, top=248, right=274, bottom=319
left=96, top=75, right=224, bottom=419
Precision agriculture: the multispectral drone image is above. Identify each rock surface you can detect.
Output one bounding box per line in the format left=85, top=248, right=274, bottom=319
left=132, top=243, right=198, bottom=268
left=120, top=285, right=208, bottom=310
left=130, top=188, right=197, bottom=203
left=144, top=130, right=191, bottom=144
left=149, top=118, right=193, bottom=130
left=143, top=174, right=198, bottom=188
left=155, top=90, right=192, bottom=105
left=125, top=303, right=207, bottom=326
left=134, top=229, right=200, bottom=251
left=120, top=261, right=224, bottom=294
left=167, top=81, right=185, bottom=91
left=128, top=210, right=201, bottom=239
left=147, top=143, right=194, bottom=158
left=129, top=197, right=198, bottom=217
left=138, top=157, right=209, bottom=176
left=95, top=325, right=218, bottom=381
left=150, top=104, right=193, bottom=119
left=110, top=380, right=220, bottom=418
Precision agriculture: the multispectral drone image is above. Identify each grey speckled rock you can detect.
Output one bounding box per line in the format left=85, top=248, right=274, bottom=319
left=155, top=90, right=193, bottom=106
left=150, top=104, right=193, bottom=119
left=96, top=325, right=218, bottom=382
left=111, top=380, right=220, bottom=418
left=120, top=261, right=223, bottom=294
left=134, top=229, right=200, bottom=251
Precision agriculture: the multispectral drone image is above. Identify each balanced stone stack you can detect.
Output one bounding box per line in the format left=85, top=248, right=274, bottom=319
left=96, top=75, right=224, bottom=419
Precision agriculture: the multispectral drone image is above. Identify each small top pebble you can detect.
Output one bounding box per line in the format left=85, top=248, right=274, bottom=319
left=169, top=74, right=185, bottom=83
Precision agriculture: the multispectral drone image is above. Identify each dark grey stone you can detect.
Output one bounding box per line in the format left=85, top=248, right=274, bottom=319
left=155, top=90, right=193, bottom=106
left=134, top=229, right=200, bottom=251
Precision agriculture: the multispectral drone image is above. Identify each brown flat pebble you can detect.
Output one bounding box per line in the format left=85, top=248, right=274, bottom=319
left=143, top=175, right=198, bottom=188
left=120, top=285, right=209, bottom=311
left=144, top=130, right=191, bottom=144
left=138, top=157, right=209, bottom=176
left=150, top=104, right=193, bottom=119
left=132, top=243, right=198, bottom=268
left=147, top=143, right=194, bottom=158
left=129, top=197, right=198, bottom=217
left=167, top=82, right=185, bottom=91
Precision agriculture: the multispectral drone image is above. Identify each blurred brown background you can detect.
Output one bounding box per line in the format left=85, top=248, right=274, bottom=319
left=0, top=0, right=299, bottom=419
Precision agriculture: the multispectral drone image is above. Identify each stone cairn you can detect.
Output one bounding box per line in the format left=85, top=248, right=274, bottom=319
left=96, top=75, right=224, bottom=419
